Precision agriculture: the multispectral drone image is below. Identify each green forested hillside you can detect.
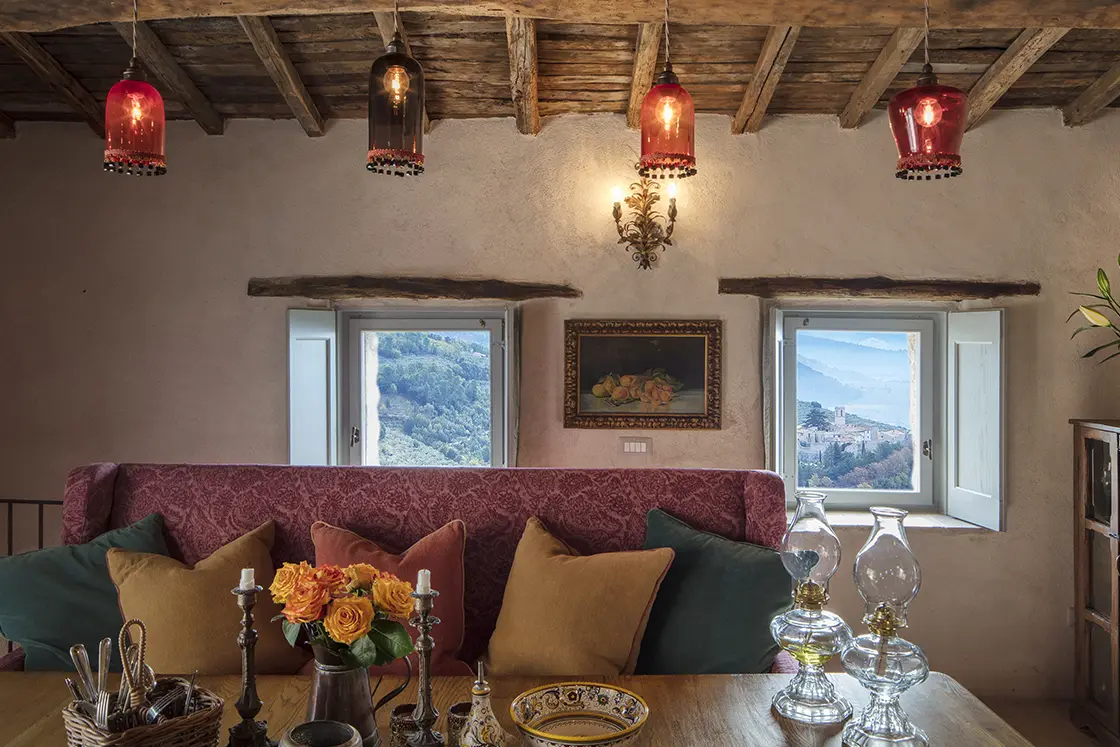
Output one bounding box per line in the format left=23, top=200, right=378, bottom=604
left=374, top=332, right=491, bottom=466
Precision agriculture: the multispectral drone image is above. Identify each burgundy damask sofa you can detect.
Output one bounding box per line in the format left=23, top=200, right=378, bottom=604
left=1, top=463, right=792, bottom=672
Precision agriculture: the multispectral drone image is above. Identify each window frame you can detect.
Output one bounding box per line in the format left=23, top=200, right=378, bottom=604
left=339, top=307, right=511, bottom=468
left=775, top=307, right=946, bottom=511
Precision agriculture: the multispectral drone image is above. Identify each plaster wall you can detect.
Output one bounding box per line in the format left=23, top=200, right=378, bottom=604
left=2, top=111, right=1118, bottom=698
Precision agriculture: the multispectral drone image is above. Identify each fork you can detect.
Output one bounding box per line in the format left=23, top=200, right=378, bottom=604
left=95, top=690, right=111, bottom=731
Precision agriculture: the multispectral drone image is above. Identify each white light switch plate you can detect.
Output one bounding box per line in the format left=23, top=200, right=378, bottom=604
left=619, top=437, right=652, bottom=455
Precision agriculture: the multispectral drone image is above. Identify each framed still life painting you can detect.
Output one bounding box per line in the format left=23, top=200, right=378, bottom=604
left=564, top=319, right=722, bottom=429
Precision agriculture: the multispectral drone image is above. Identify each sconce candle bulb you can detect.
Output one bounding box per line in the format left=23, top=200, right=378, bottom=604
left=612, top=175, right=679, bottom=270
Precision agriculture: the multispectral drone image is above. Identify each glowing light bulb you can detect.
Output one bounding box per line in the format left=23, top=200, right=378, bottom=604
left=915, top=97, right=943, bottom=128
left=658, top=95, right=681, bottom=132
left=666, top=182, right=678, bottom=199
left=611, top=186, right=625, bottom=204
left=383, top=65, right=411, bottom=107
left=126, top=93, right=147, bottom=124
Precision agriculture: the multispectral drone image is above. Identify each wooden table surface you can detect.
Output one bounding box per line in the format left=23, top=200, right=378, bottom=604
left=0, top=671, right=1034, bottom=746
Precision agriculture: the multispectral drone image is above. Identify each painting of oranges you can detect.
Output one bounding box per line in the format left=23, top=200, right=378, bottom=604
left=590, top=370, right=682, bottom=407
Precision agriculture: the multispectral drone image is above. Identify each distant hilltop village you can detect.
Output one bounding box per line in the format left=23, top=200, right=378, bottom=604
left=798, top=406, right=909, bottom=461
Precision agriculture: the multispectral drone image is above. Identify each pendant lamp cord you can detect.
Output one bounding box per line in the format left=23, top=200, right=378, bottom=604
left=923, top=0, right=930, bottom=66
left=663, top=0, right=671, bottom=66
left=132, top=0, right=138, bottom=56
left=394, top=0, right=400, bottom=33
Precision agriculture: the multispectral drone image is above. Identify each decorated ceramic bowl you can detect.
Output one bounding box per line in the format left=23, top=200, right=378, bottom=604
left=510, top=682, right=649, bottom=747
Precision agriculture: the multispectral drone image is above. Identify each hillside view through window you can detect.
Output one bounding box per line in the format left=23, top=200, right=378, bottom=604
left=795, top=330, right=917, bottom=491
left=360, top=330, right=492, bottom=466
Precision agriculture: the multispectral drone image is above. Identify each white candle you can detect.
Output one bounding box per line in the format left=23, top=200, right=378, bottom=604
left=416, top=569, right=431, bottom=595
left=239, top=568, right=255, bottom=591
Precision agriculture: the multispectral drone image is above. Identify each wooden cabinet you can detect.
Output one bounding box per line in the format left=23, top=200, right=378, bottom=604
left=1073, top=420, right=1120, bottom=745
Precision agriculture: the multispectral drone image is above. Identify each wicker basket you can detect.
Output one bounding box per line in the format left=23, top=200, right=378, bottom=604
left=62, top=678, right=224, bottom=747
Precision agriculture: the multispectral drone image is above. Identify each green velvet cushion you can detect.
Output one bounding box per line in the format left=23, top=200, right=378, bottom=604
left=636, top=508, right=792, bottom=675
left=0, top=513, right=168, bottom=671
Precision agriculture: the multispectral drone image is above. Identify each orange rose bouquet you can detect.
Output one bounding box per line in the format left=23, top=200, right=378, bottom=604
left=270, top=561, right=415, bottom=668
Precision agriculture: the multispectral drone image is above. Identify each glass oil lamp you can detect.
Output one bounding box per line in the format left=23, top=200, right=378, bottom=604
left=841, top=507, right=929, bottom=747
left=770, top=491, right=853, bottom=724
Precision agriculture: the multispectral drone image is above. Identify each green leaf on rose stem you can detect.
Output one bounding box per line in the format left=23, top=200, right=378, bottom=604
left=369, top=619, right=415, bottom=661
left=348, top=634, right=382, bottom=669
left=271, top=614, right=285, bottom=623
left=1082, top=339, right=1120, bottom=358
left=1100, top=269, right=1112, bottom=297
left=282, top=620, right=301, bottom=647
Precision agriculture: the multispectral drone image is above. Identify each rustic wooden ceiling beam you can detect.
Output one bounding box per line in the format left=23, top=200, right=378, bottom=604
left=0, top=110, right=14, bottom=139
left=719, top=276, right=1040, bottom=300
left=0, top=32, right=103, bottom=137
left=237, top=15, right=324, bottom=137
left=373, top=11, right=432, bottom=134
left=966, top=27, right=1069, bottom=130
left=111, top=21, right=224, bottom=135
left=732, top=25, right=799, bottom=134
left=6, top=2, right=1120, bottom=33
left=505, top=16, right=539, bottom=135
left=838, top=27, right=924, bottom=129
left=248, top=275, right=582, bottom=301
left=1063, top=62, right=1120, bottom=126
left=626, top=22, right=662, bottom=130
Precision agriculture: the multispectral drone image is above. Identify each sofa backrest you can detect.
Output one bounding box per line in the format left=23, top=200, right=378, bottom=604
left=62, top=463, right=787, bottom=662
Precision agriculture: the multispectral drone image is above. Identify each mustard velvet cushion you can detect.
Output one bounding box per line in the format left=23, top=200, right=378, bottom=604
left=106, top=521, right=309, bottom=675
left=485, top=517, right=674, bottom=676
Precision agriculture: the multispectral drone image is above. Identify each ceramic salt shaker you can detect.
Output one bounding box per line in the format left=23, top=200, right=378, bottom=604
left=459, top=662, right=511, bottom=747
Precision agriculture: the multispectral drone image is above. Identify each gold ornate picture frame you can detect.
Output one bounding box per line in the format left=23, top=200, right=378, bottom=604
left=564, top=319, right=722, bottom=429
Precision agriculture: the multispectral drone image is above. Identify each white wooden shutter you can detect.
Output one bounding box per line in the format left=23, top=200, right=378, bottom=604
left=946, top=309, right=1004, bottom=530
left=288, top=309, right=338, bottom=466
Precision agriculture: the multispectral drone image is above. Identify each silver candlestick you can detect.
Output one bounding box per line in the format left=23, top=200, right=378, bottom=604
left=408, top=588, right=443, bottom=747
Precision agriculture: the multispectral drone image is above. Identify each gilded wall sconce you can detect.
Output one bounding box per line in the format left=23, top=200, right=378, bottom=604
left=612, top=177, right=678, bottom=270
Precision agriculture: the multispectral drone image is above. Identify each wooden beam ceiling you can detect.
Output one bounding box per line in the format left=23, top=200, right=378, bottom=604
left=7, top=1, right=1120, bottom=33
left=731, top=25, right=799, bottom=134
left=838, top=27, right=924, bottom=129
left=1064, top=62, right=1120, bottom=127
left=0, top=110, right=14, bottom=139
left=505, top=16, right=540, bottom=135
left=966, top=27, right=1069, bottom=130
left=111, top=21, right=224, bottom=135
left=238, top=15, right=325, bottom=136
left=0, top=32, right=104, bottom=137
left=373, top=12, right=432, bottom=134
left=626, top=22, right=662, bottom=130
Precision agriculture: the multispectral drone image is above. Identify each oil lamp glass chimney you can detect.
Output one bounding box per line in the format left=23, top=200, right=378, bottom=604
left=769, top=491, right=853, bottom=724
left=841, top=507, right=930, bottom=747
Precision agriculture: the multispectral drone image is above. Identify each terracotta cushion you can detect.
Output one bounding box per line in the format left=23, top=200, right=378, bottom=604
left=311, top=519, right=472, bottom=676
left=107, top=521, right=309, bottom=675
left=485, top=517, right=674, bottom=676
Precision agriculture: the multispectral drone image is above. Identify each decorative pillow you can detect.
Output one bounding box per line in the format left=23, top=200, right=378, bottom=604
left=311, top=519, right=471, bottom=676
left=107, top=521, right=308, bottom=675
left=636, top=508, right=792, bottom=675
left=0, top=514, right=169, bottom=671
left=485, top=517, right=674, bottom=676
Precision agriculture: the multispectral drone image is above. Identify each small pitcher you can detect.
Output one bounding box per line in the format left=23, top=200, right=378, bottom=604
left=307, top=646, right=413, bottom=747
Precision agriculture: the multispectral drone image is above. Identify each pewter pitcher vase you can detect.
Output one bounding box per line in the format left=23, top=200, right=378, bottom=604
left=307, top=646, right=413, bottom=747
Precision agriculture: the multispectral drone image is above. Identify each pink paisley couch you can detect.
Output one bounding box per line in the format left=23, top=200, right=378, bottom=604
left=1, top=463, right=793, bottom=673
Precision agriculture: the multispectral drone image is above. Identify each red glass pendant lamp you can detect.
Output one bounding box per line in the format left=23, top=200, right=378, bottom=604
left=368, top=5, right=425, bottom=177
left=888, top=1, right=968, bottom=180
left=638, top=0, right=695, bottom=179
left=104, top=0, right=166, bottom=176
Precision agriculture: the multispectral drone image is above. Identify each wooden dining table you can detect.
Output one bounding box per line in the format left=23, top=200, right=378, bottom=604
left=0, top=671, right=1034, bottom=746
